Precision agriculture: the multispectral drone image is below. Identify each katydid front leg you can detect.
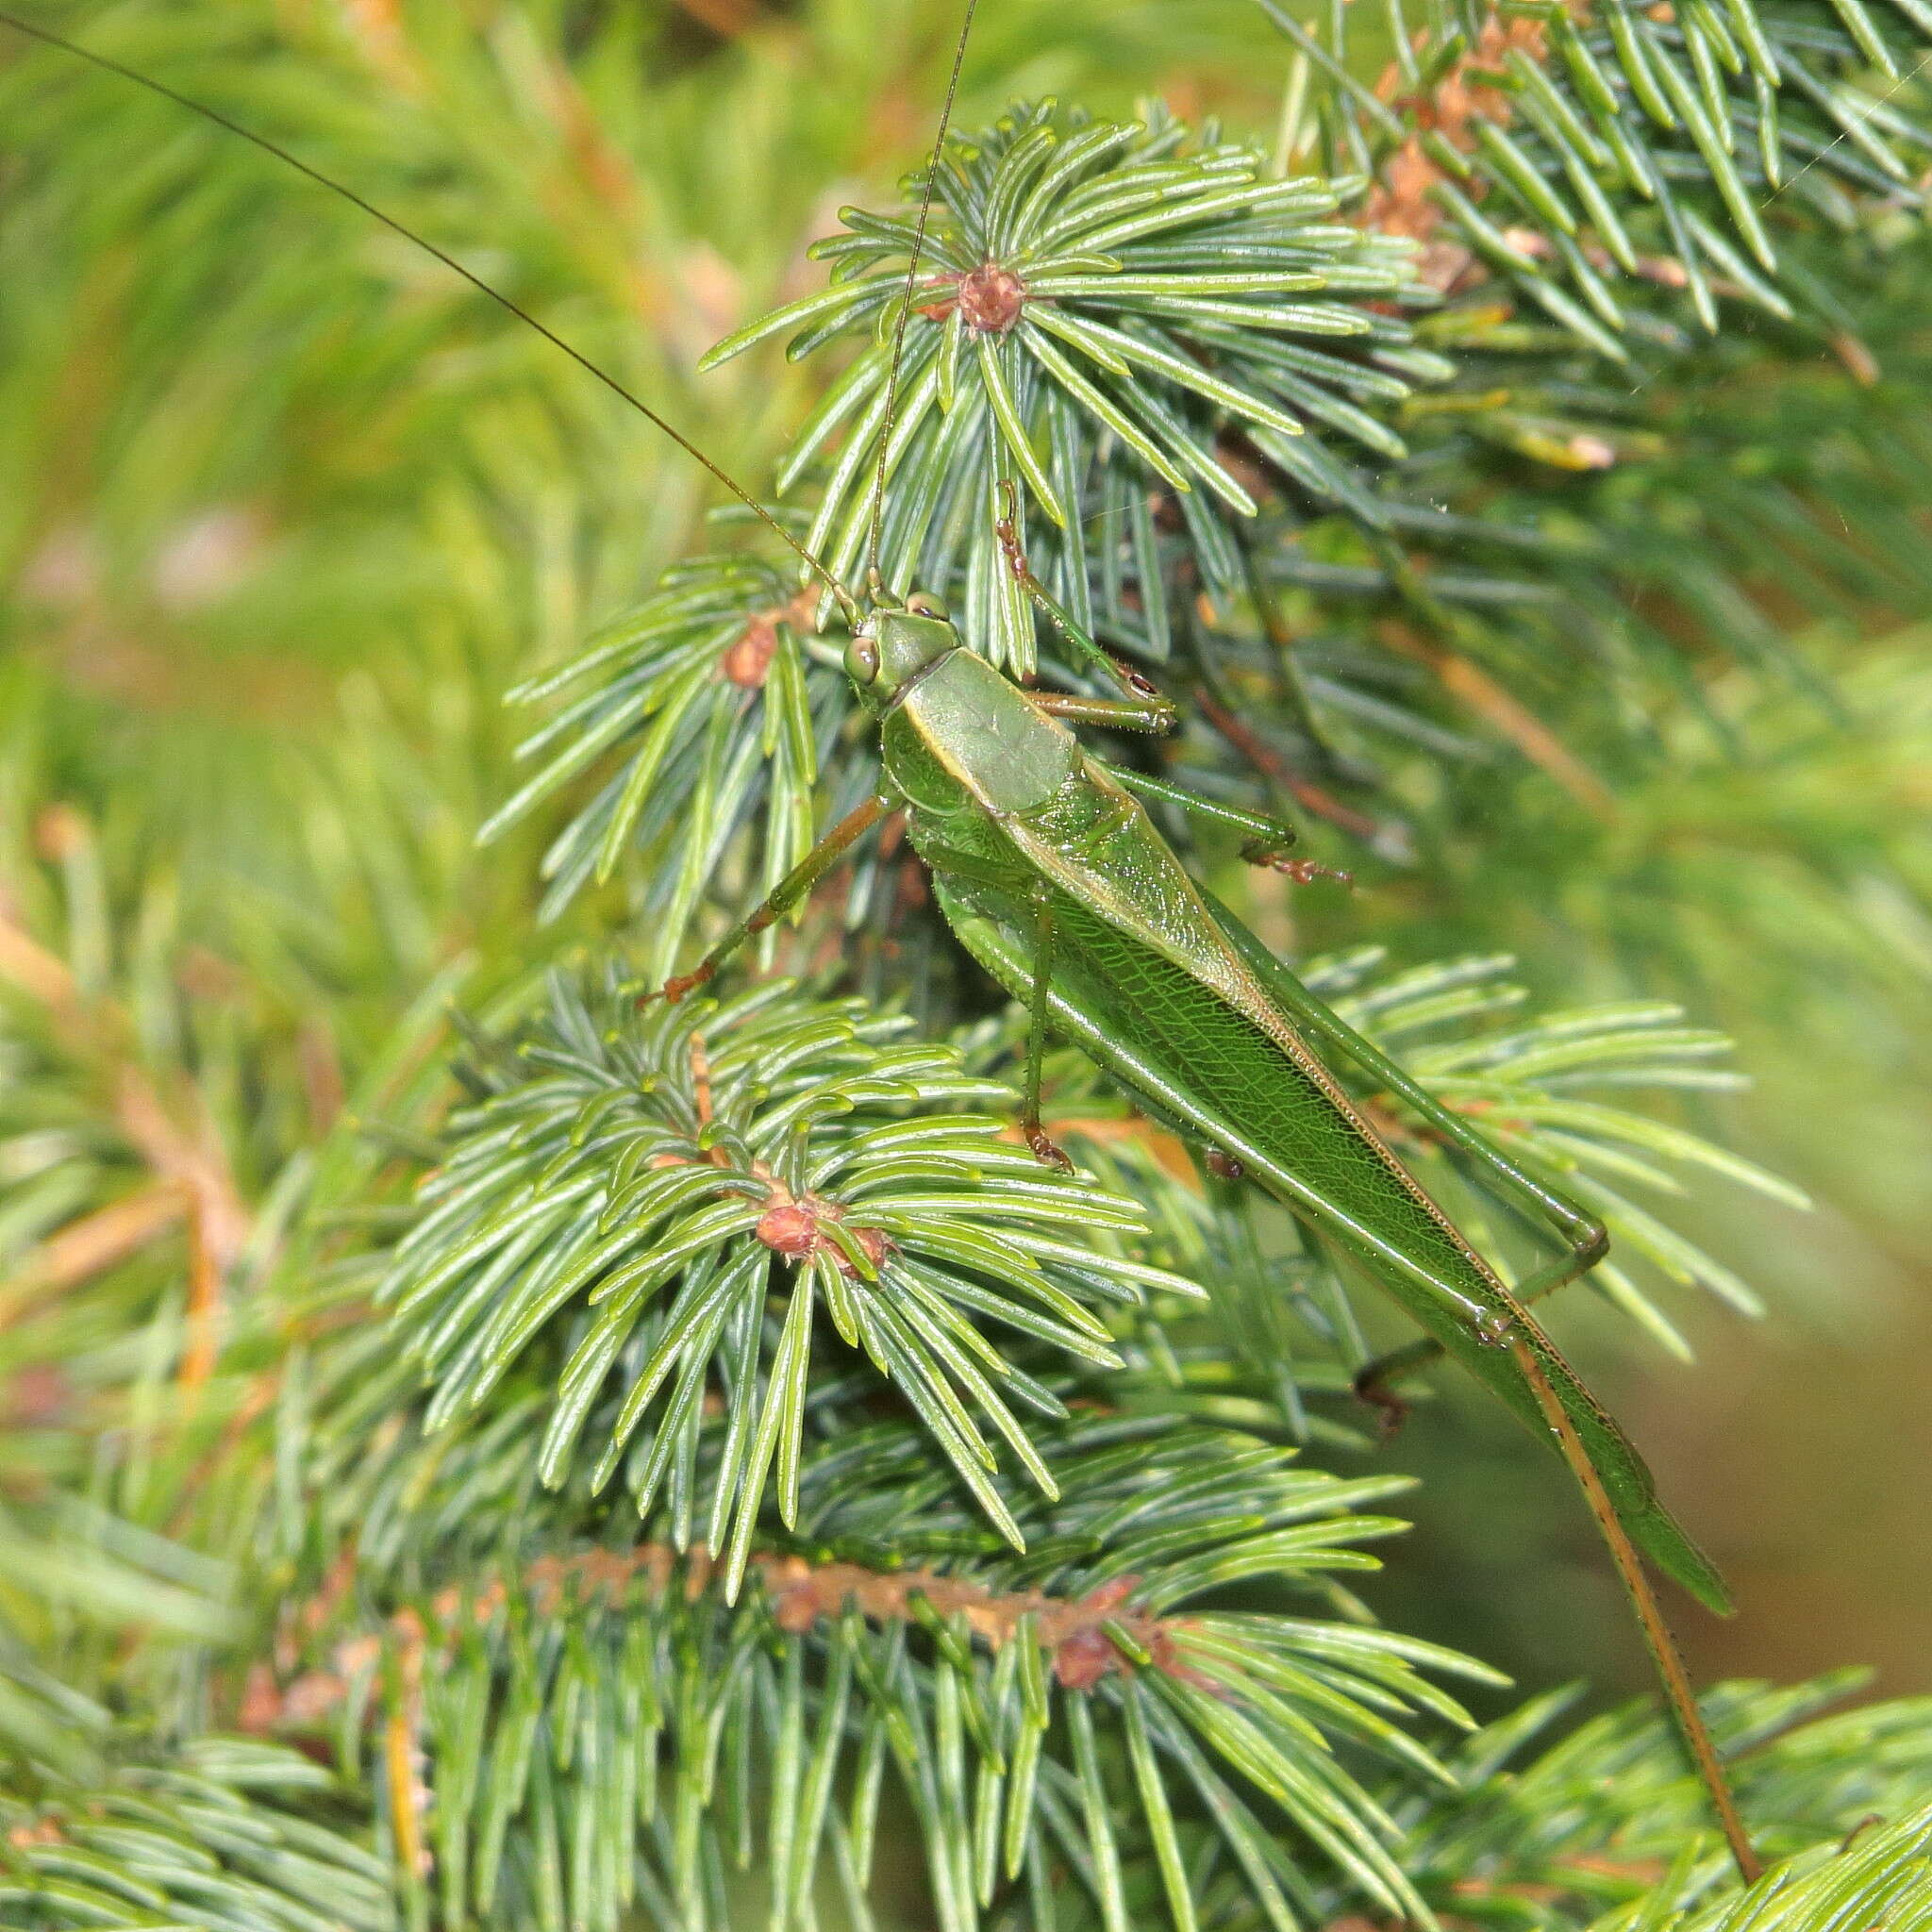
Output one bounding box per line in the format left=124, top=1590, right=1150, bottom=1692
left=648, top=790, right=898, bottom=1004
left=1028, top=692, right=1175, bottom=734
left=995, top=480, right=1178, bottom=729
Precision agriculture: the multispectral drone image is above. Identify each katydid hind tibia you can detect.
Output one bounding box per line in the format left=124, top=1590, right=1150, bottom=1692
left=8, top=0, right=1760, bottom=1884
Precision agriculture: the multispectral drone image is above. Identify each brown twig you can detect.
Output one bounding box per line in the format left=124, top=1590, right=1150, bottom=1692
left=670, top=0, right=774, bottom=39
left=240, top=1541, right=1210, bottom=1737
left=336, top=0, right=423, bottom=95
left=383, top=1611, right=430, bottom=1879
left=687, top=1031, right=717, bottom=1131
left=1363, top=11, right=1557, bottom=289
left=2, top=1184, right=186, bottom=1311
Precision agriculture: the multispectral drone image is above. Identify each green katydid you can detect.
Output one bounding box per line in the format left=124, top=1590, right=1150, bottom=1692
left=654, top=529, right=1758, bottom=1879
left=7, top=3, right=1760, bottom=1883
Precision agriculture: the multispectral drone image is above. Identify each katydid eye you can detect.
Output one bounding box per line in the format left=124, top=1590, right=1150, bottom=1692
left=845, top=633, right=881, bottom=684
left=906, top=591, right=949, bottom=620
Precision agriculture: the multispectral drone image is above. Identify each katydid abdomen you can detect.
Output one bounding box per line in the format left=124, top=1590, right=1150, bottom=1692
left=899, top=726, right=1727, bottom=1615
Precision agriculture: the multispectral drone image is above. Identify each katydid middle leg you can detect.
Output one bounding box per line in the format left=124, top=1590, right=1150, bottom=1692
left=1356, top=1217, right=1602, bottom=1431
left=1019, top=887, right=1074, bottom=1173
left=1112, top=768, right=1353, bottom=887
left=1306, top=1016, right=1607, bottom=1431
left=647, top=790, right=899, bottom=1004
left=1322, top=1016, right=1606, bottom=1429
left=1203, top=894, right=1757, bottom=1874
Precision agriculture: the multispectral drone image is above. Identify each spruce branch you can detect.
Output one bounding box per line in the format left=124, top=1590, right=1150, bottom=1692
left=1272, top=0, right=1932, bottom=348
left=244, top=1416, right=1487, bottom=1932
left=1630, top=1806, right=1931, bottom=1932
left=484, top=553, right=849, bottom=946
left=706, top=100, right=1421, bottom=668
left=684, top=72, right=1932, bottom=897
left=1, top=2, right=1926, bottom=1922
left=378, top=967, right=1202, bottom=1587
left=359, top=937, right=1798, bottom=1625
left=1363, top=1672, right=1932, bottom=1927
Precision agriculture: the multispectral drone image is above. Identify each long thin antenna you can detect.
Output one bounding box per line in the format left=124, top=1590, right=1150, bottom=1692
left=0, top=8, right=859, bottom=625
left=863, top=0, right=980, bottom=586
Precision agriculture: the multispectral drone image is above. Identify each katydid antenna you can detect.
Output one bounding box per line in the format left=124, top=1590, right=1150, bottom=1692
left=0, top=8, right=861, bottom=625
left=861, top=0, right=982, bottom=594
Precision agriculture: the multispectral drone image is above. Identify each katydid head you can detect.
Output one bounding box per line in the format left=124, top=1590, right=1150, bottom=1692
left=843, top=590, right=961, bottom=705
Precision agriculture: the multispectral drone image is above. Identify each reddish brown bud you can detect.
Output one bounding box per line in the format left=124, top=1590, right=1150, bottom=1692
left=756, top=1203, right=821, bottom=1258
left=754, top=1194, right=891, bottom=1278
left=33, top=804, right=87, bottom=863
left=956, top=261, right=1027, bottom=334
left=4, top=1364, right=72, bottom=1427
left=722, top=614, right=780, bottom=688
left=1054, top=1625, right=1117, bottom=1690
left=1081, top=1576, right=1140, bottom=1614
left=720, top=590, right=819, bottom=689
left=1051, top=1575, right=1143, bottom=1687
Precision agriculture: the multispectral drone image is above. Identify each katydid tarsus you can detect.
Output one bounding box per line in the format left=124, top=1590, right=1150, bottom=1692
left=9, top=3, right=1762, bottom=1885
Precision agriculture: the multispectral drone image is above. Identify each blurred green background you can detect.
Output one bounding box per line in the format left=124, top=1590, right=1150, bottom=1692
left=3, top=0, right=1927, bottom=1724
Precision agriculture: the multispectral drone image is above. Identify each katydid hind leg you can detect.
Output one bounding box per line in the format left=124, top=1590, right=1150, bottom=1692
left=950, top=883, right=1724, bottom=1591
left=1200, top=897, right=1759, bottom=1873
left=1511, top=1334, right=1761, bottom=1884
left=1195, top=906, right=1714, bottom=1576
left=933, top=858, right=1757, bottom=1879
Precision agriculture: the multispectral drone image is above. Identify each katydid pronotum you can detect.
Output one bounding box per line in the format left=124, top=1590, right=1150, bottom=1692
left=6, top=4, right=1762, bottom=1884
